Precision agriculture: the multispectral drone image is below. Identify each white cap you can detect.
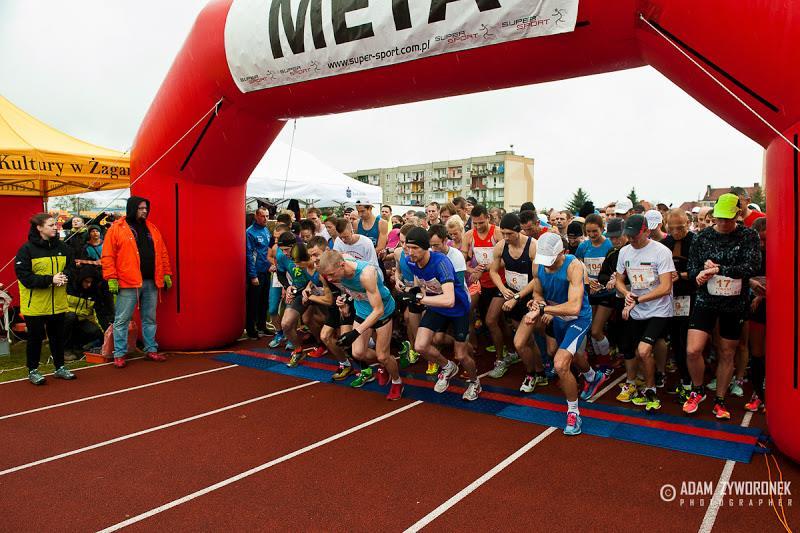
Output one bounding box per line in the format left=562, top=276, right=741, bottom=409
left=644, top=209, right=663, bottom=230
left=614, top=198, right=633, bottom=214
left=534, top=232, right=564, bottom=267
left=748, top=203, right=761, bottom=212
left=691, top=206, right=701, bottom=214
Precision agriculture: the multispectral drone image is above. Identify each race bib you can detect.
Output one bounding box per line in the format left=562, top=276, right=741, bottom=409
left=583, top=257, right=604, bottom=278
left=628, top=265, right=656, bottom=291
left=505, top=270, right=528, bottom=292
left=707, top=275, right=742, bottom=296
left=272, top=271, right=291, bottom=288
left=673, top=295, right=691, bottom=317
left=416, top=276, right=444, bottom=296
left=474, top=247, right=494, bottom=266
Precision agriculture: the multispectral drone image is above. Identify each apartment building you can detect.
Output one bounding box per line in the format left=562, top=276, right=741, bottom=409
left=346, top=150, right=534, bottom=211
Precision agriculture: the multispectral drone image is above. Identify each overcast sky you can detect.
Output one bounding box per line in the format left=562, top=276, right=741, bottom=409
left=1, top=0, right=765, bottom=210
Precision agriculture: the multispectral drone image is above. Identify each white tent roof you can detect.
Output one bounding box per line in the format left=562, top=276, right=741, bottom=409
left=247, top=142, right=382, bottom=207
left=60, top=142, right=382, bottom=210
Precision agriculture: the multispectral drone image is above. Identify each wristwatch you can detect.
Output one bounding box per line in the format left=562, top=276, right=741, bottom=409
left=415, top=292, right=424, bottom=302
left=513, top=293, right=520, bottom=301
left=538, top=302, right=546, bottom=315
left=631, top=294, right=640, bottom=304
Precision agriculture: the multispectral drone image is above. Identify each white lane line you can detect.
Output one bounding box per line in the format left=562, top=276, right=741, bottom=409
left=588, top=372, right=626, bottom=403
left=0, top=381, right=319, bottom=478
left=0, top=365, right=239, bottom=421
left=97, top=400, right=424, bottom=532
left=698, top=411, right=754, bottom=533
left=0, top=357, right=147, bottom=385
left=404, top=426, right=558, bottom=533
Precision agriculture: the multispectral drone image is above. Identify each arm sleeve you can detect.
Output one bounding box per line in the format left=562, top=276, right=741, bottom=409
left=245, top=231, right=257, bottom=279
left=14, top=245, right=52, bottom=288
left=719, top=230, right=761, bottom=279
left=597, top=251, right=615, bottom=285
left=686, top=233, right=704, bottom=281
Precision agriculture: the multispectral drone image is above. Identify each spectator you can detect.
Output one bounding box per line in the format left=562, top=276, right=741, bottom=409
left=102, top=196, right=173, bottom=368
left=64, top=265, right=105, bottom=359
left=245, top=207, right=272, bottom=339
left=15, top=212, right=77, bottom=385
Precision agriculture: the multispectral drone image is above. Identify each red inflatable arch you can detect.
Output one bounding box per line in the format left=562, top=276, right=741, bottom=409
left=134, top=0, right=800, bottom=460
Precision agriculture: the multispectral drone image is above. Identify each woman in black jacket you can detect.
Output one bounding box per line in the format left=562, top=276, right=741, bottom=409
left=15, top=213, right=77, bottom=385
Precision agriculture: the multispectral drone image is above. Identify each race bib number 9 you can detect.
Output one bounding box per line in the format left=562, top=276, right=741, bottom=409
left=673, top=295, right=690, bottom=317
left=474, top=247, right=494, bottom=266
left=628, top=265, right=656, bottom=291
left=707, top=275, right=742, bottom=297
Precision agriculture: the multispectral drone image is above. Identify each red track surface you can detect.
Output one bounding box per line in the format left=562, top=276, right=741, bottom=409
left=0, top=346, right=796, bottom=532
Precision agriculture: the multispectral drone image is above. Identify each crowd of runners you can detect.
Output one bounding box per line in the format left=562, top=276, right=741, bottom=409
left=246, top=191, right=766, bottom=436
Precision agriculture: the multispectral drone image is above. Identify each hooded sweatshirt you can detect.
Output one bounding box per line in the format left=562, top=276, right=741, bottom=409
left=126, top=196, right=156, bottom=280
left=66, top=264, right=102, bottom=326
left=15, top=224, right=73, bottom=316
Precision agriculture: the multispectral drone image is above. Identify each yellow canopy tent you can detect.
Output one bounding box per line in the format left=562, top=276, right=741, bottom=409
left=0, top=95, right=130, bottom=197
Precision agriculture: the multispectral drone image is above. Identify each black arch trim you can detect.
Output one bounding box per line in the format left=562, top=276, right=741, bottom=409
left=646, top=19, right=779, bottom=113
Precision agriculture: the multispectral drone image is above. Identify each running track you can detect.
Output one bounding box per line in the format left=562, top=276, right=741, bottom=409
left=1, top=345, right=796, bottom=532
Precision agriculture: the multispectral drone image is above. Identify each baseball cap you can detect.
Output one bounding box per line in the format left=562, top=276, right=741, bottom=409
left=644, top=209, right=663, bottom=230
left=606, top=218, right=624, bottom=238
left=748, top=202, right=762, bottom=212
left=355, top=200, right=373, bottom=207
left=713, top=193, right=740, bottom=219
left=405, top=227, right=430, bottom=249
left=623, top=214, right=648, bottom=237
left=466, top=196, right=478, bottom=206
left=567, top=221, right=584, bottom=237
left=691, top=206, right=701, bottom=214
left=614, top=198, right=633, bottom=214
left=534, top=232, right=564, bottom=266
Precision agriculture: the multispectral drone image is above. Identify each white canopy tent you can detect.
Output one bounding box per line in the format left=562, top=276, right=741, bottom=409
left=60, top=142, right=382, bottom=210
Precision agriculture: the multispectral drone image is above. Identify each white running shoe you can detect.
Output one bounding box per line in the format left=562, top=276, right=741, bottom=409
left=434, top=362, right=459, bottom=393
left=520, top=375, right=536, bottom=393
left=462, top=379, right=482, bottom=401
left=487, top=359, right=509, bottom=379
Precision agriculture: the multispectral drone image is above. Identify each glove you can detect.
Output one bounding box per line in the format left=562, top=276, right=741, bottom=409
left=108, top=279, right=119, bottom=294
left=164, top=274, right=173, bottom=289
left=336, top=329, right=361, bottom=348
left=400, top=286, right=422, bottom=306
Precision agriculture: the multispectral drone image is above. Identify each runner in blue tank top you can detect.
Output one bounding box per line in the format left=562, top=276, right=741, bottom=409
left=355, top=202, right=389, bottom=257
left=525, top=232, right=606, bottom=436
left=401, top=227, right=481, bottom=401
left=319, top=250, right=403, bottom=401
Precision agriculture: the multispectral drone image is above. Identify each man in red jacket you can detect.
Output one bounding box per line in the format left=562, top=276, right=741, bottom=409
left=101, top=196, right=172, bottom=368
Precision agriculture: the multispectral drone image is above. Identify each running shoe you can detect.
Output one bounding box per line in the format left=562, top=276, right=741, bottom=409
left=645, top=389, right=661, bottom=411
left=682, top=391, right=706, bottom=414
left=579, top=370, right=608, bottom=401
left=261, top=323, right=277, bottom=335
left=535, top=374, right=549, bottom=387
left=113, top=356, right=126, bottom=368
left=729, top=378, right=744, bottom=398
left=268, top=332, right=285, bottom=348
left=332, top=363, right=353, bottom=381
left=616, top=383, right=638, bottom=403
left=308, top=346, right=328, bottom=358
left=426, top=361, right=439, bottom=375
left=503, top=351, right=521, bottom=366
left=707, top=378, right=717, bottom=391
left=28, top=369, right=45, bottom=386
left=745, top=393, right=764, bottom=412
left=285, top=340, right=296, bottom=351
left=286, top=348, right=306, bottom=368
left=655, top=372, right=665, bottom=389
left=564, top=412, right=582, bottom=436
left=462, top=379, right=481, bottom=401
left=408, top=348, right=419, bottom=364
left=377, top=367, right=389, bottom=386
left=631, top=390, right=649, bottom=406
left=398, top=352, right=411, bottom=369
left=673, top=384, right=692, bottom=404
left=398, top=340, right=410, bottom=356
left=486, top=345, right=496, bottom=353
left=53, top=366, right=76, bottom=380
left=520, top=375, right=536, bottom=393
left=712, top=401, right=731, bottom=419
left=386, top=382, right=404, bottom=401
left=146, top=352, right=167, bottom=362
left=487, top=359, right=509, bottom=379
left=434, top=363, right=459, bottom=393
left=350, top=368, right=375, bottom=388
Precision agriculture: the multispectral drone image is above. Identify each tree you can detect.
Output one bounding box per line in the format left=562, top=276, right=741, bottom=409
left=52, top=196, right=97, bottom=214
left=565, top=187, right=591, bottom=214
left=627, top=187, right=639, bottom=205
left=750, top=187, right=766, bottom=212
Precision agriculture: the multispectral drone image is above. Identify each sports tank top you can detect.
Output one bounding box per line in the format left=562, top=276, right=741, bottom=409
left=537, top=255, right=591, bottom=322
left=357, top=217, right=380, bottom=247
left=336, top=258, right=395, bottom=320
left=473, top=225, right=502, bottom=288
left=398, top=250, right=414, bottom=284
left=502, top=237, right=533, bottom=293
